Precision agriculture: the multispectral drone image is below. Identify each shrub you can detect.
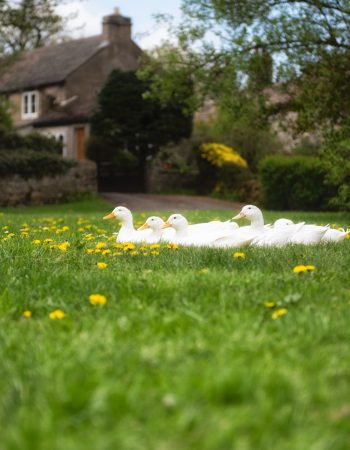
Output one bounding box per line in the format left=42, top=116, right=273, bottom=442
left=259, top=155, right=336, bottom=210
left=0, top=150, right=75, bottom=179
left=86, top=137, right=138, bottom=171
left=151, top=139, right=198, bottom=174
left=197, top=142, right=252, bottom=200
left=321, top=131, right=350, bottom=211
left=200, top=143, right=248, bottom=168
left=0, top=129, right=62, bottom=154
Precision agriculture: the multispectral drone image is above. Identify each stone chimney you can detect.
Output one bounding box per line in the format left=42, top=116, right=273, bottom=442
left=102, top=8, right=131, bottom=43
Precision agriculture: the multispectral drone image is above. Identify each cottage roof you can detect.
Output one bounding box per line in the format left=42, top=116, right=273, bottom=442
left=0, top=35, right=108, bottom=93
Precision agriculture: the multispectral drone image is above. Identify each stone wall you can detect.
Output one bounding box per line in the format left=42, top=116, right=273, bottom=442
left=146, top=167, right=198, bottom=194
left=0, top=160, right=97, bottom=207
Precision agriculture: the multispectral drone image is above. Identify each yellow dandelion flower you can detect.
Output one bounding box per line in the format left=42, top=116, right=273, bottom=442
left=113, top=243, right=124, bottom=249
left=95, top=242, right=106, bottom=249
left=199, top=268, right=209, bottom=273
left=102, top=249, right=111, bottom=255
left=130, top=251, right=139, bottom=256
left=22, top=310, right=32, bottom=318
left=112, top=251, right=123, bottom=256
left=97, top=262, right=108, bottom=269
left=44, top=238, right=53, bottom=244
left=89, top=294, right=107, bottom=306
left=233, top=252, right=245, bottom=259
left=123, top=242, right=136, bottom=251
left=293, top=265, right=315, bottom=274
left=272, top=308, right=288, bottom=320
left=32, top=239, right=41, bottom=245
left=85, top=248, right=95, bottom=254
left=49, top=309, right=65, bottom=320
left=57, top=242, right=70, bottom=251
left=167, top=243, right=179, bottom=250
left=150, top=251, right=159, bottom=256
left=149, top=244, right=160, bottom=249
left=264, top=301, right=276, bottom=308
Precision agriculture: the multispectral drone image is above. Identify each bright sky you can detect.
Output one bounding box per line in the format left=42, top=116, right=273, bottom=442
left=57, top=0, right=183, bottom=49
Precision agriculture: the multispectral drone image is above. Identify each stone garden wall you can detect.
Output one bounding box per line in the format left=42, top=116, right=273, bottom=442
left=0, top=160, right=97, bottom=206
left=146, top=167, right=198, bottom=194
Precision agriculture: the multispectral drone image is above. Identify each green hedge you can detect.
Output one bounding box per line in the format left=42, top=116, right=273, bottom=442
left=0, top=129, right=62, bottom=154
left=0, top=150, right=76, bottom=179
left=259, top=155, right=336, bottom=210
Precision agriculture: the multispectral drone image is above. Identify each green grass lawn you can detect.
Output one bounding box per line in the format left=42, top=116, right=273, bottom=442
left=1, top=197, right=350, bottom=450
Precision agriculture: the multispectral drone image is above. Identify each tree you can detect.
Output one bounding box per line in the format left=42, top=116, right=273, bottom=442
left=0, top=0, right=67, bottom=53
left=140, top=0, right=350, bottom=130
left=89, top=70, right=192, bottom=189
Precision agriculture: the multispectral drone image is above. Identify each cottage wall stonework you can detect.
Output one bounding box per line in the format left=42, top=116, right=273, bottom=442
left=0, top=160, right=97, bottom=207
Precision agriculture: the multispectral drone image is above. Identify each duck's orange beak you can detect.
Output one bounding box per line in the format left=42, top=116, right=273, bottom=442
left=138, top=223, right=150, bottom=231
left=232, top=212, right=245, bottom=220
left=161, top=221, right=171, bottom=229
left=103, top=212, right=115, bottom=220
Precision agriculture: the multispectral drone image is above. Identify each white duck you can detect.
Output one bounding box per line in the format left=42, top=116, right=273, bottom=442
left=322, top=228, right=350, bottom=242
left=252, top=218, right=305, bottom=247
left=213, top=205, right=266, bottom=248
left=137, top=216, right=176, bottom=243
left=289, top=223, right=329, bottom=245
left=273, top=219, right=348, bottom=244
left=161, top=214, right=239, bottom=246
left=274, top=219, right=349, bottom=243
left=103, top=206, right=152, bottom=243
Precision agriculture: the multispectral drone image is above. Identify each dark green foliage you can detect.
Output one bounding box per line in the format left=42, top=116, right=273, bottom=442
left=197, top=153, right=252, bottom=201
left=0, top=150, right=75, bottom=178
left=0, top=97, right=12, bottom=131
left=0, top=128, right=62, bottom=153
left=259, top=155, right=336, bottom=210
left=321, top=129, right=350, bottom=210
left=90, top=70, right=192, bottom=152
left=0, top=128, right=71, bottom=178
left=89, top=70, right=192, bottom=189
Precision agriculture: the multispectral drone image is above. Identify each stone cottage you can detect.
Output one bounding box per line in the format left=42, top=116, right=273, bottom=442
left=0, top=9, right=142, bottom=159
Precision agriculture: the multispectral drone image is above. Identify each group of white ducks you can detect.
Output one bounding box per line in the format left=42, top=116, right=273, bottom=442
left=103, top=205, right=349, bottom=247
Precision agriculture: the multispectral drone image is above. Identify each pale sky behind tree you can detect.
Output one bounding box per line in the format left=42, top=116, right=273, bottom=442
left=57, top=0, right=182, bottom=48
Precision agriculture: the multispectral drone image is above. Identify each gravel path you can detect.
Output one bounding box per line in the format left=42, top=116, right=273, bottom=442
left=101, top=192, right=243, bottom=212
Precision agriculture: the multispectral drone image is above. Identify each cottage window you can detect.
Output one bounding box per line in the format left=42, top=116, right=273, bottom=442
left=22, top=91, right=39, bottom=119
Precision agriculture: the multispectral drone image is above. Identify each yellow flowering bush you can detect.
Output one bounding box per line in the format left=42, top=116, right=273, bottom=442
left=200, top=143, right=248, bottom=169
left=198, top=142, right=252, bottom=199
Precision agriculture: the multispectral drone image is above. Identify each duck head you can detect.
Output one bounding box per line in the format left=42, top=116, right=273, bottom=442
left=233, top=205, right=261, bottom=221
left=233, top=205, right=264, bottom=228
left=274, top=218, right=294, bottom=228
left=103, top=206, right=132, bottom=222
left=162, top=214, right=188, bottom=231
left=138, top=216, right=164, bottom=231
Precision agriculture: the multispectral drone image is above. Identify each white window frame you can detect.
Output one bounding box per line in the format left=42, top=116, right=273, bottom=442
left=21, top=91, right=39, bottom=119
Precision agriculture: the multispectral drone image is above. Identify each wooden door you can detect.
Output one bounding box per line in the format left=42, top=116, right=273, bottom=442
left=75, top=127, right=86, bottom=160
